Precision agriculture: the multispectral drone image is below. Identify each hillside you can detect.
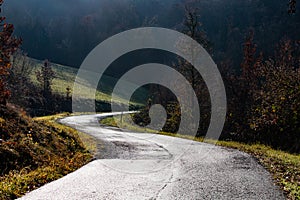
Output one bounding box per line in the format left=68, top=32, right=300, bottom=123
left=28, top=58, right=131, bottom=104
left=4, top=0, right=299, bottom=68
left=0, top=104, right=92, bottom=199
left=10, top=55, right=145, bottom=116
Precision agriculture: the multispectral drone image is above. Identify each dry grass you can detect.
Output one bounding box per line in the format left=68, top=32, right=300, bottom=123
left=0, top=109, right=93, bottom=200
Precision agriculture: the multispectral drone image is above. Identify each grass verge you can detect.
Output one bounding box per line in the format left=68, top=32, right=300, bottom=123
left=0, top=110, right=95, bottom=200
left=100, top=114, right=300, bottom=200
left=34, top=113, right=98, bottom=156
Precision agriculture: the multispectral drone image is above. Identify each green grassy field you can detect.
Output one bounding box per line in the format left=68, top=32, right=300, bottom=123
left=29, top=59, right=122, bottom=103
left=28, top=58, right=146, bottom=105
left=100, top=114, right=300, bottom=200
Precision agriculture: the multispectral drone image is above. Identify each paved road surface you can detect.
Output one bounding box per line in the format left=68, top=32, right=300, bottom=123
left=19, top=113, right=284, bottom=200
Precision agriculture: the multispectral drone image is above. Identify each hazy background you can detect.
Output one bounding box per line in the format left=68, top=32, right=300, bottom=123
left=3, top=0, right=300, bottom=69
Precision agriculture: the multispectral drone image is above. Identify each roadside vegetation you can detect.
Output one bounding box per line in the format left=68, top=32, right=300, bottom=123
left=0, top=0, right=298, bottom=199
left=0, top=107, right=93, bottom=200
left=0, top=2, right=131, bottom=198
left=33, top=113, right=98, bottom=157
left=100, top=114, right=300, bottom=200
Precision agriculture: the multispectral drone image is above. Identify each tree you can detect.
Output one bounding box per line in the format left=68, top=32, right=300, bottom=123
left=182, top=6, right=211, bottom=52
left=225, top=34, right=300, bottom=152
left=0, top=0, right=21, bottom=105
left=178, top=6, right=211, bottom=95
left=9, top=50, right=34, bottom=107
left=250, top=39, right=300, bottom=152
left=36, top=60, right=55, bottom=99
left=288, top=0, right=297, bottom=13
left=178, top=6, right=212, bottom=135
left=225, top=30, right=262, bottom=140
left=66, top=86, right=71, bottom=99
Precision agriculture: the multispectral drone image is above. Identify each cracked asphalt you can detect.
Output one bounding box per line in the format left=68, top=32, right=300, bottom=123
left=18, top=113, right=284, bottom=200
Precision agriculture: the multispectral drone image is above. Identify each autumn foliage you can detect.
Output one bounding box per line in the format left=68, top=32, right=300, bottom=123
left=224, top=32, right=300, bottom=152
left=0, top=0, right=21, bottom=105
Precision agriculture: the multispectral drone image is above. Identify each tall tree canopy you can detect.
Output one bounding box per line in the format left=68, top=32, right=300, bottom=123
left=0, top=0, right=21, bottom=104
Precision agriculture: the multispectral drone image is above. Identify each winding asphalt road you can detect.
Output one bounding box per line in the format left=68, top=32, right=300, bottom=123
left=19, top=113, right=284, bottom=200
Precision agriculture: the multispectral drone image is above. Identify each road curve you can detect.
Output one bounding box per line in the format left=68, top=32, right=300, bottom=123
left=19, top=113, right=284, bottom=200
